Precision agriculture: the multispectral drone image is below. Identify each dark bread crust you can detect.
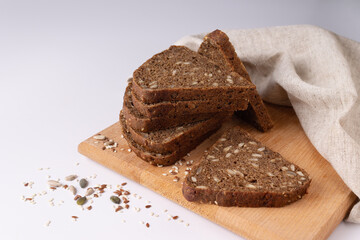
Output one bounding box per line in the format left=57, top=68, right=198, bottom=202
left=182, top=180, right=310, bottom=207
left=132, top=45, right=255, bottom=104
left=123, top=82, right=231, bottom=132
left=120, top=112, right=222, bottom=166
left=131, top=86, right=252, bottom=118
left=198, top=30, right=273, bottom=132
left=182, top=126, right=311, bottom=207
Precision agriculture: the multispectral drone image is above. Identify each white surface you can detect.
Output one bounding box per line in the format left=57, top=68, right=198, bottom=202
left=1, top=0, right=359, bottom=239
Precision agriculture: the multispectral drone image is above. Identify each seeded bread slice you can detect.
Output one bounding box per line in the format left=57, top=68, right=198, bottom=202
left=198, top=29, right=274, bottom=132
left=126, top=114, right=228, bottom=153
left=132, top=45, right=255, bottom=104
left=131, top=84, right=251, bottom=118
left=182, top=127, right=311, bottom=207
left=123, top=82, right=229, bottom=132
left=120, top=112, right=222, bottom=166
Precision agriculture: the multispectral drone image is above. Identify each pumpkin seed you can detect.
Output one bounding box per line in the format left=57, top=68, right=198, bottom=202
left=110, top=196, right=121, bottom=204
left=79, top=178, right=88, bottom=188
left=76, top=196, right=87, bottom=205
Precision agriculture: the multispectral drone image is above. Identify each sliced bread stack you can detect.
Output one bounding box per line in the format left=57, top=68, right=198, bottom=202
left=120, top=31, right=273, bottom=166
left=120, top=45, right=257, bottom=166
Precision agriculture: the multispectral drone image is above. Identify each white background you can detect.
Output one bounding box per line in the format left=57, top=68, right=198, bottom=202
left=1, top=0, right=359, bottom=239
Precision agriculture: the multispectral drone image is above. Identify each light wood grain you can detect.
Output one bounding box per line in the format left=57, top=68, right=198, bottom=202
left=78, top=104, right=356, bottom=240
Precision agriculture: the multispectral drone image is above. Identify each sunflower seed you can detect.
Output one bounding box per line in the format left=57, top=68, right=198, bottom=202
left=290, top=164, right=295, bottom=171
left=223, top=146, right=232, bottom=152
left=93, top=134, right=106, bottom=140
left=252, top=153, right=262, bottom=158
left=246, top=184, right=257, bottom=189
left=85, top=188, right=94, bottom=196
left=65, top=175, right=78, bottom=181
left=68, top=185, right=77, bottom=195
left=297, top=171, right=305, bottom=176
left=213, top=176, right=220, bottom=182
left=47, top=180, right=62, bottom=188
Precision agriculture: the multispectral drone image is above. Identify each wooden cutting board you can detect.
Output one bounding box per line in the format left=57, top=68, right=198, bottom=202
left=78, top=104, right=357, bottom=240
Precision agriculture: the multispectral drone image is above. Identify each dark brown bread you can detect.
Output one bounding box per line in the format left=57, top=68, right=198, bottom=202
left=125, top=111, right=228, bottom=153
left=132, top=45, right=255, bottom=104
left=123, top=82, right=230, bottom=132
left=131, top=85, right=250, bottom=117
left=120, top=112, right=222, bottom=166
left=198, top=29, right=273, bottom=132
left=182, top=127, right=311, bottom=207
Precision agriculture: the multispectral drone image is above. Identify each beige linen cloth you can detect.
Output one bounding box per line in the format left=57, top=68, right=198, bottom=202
left=174, top=25, right=360, bottom=223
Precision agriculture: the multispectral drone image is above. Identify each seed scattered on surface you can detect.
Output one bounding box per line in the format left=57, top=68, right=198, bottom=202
left=172, top=216, right=179, bottom=220
left=68, top=185, right=77, bottom=195
left=248, top=141, right=257, bottom=145
left=252, top=153, right=262, bottom=158
left=44, top=220, right=51, bottom=227
left=85, top=188, right=94, bottom=196
left=48, top=180, right=62, bottom=188
left=65, top=175, right=78, bottom=181
left=93, top=134, right=106, bottom=140
left=223, top=146, right=232, bottom=152
left=79, top=179, right=88, bottom=188
left=115, top=206, right=123, bottom=212
left=110, top=196, right=121, bottom=204
left=87, top=205, right=92, bottom=210
left=145, top=205, right=151, bottom=208
left=219, top=138, right=227, bottom=142
left=76, top=197, right=87, bottom=206
left=191, top=176, right=197, bottom=182
left=195, top=186, right=208, bottom=189
left=146, top=223, right=150, bottom=228
left=238, top=143, right=244, bottom=147
left=267, top=172, right=275, bottom=177
left=225, top=153, right=232, bottom=158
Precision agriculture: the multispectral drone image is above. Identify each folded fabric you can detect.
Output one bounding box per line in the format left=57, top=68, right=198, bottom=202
left=175, top=25, right=360, bottom=223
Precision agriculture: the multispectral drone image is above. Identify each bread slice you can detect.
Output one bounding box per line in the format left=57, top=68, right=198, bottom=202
left=120, top=112, right=222, bottom=166
left=198, top=29, right=273, bottom=132
left=131, top=83, right=250, bottom=117
left=182, top=127, right=311, bottom=207
left=132, top=45, right=255, bottom=104
left=123, top=82, right=230, bottom=132
left=124, top=110, right=228, bottom=154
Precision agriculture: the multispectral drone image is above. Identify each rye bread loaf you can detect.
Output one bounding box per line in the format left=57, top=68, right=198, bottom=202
left=120, top=112, right=222, bottom=166
left=182, top=127, right=311, bottom=207
left=198, top=29, right=273, bottom=132
left=131, top=85, right=250, bottom=117
left=123, top=82, right=229, bottom=132
left=132, top=45, right=255, bottom=104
